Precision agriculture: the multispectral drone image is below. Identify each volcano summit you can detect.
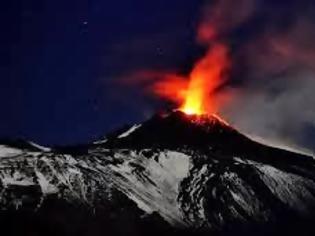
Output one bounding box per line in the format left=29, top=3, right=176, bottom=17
left=0, top=111, right=315, bottom=235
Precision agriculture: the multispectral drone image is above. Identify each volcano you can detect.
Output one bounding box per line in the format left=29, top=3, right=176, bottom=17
left=1, top=111, right=315, bottom=236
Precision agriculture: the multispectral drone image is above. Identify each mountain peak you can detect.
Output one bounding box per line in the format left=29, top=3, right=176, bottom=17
left=101, top=110, right=312, bottom=166
left=157, top=110, right=231, bottom=130
left=102, top=110, right=243, bottom=151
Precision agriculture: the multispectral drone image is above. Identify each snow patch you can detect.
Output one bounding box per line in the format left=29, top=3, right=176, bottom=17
left=35, top=170, right=58, bottom=195
left=0, top=145, right=22, bottom=157
left=256, top=164, right=315, bottom=214
left=28, top=141, right=51, bottom=152
left=118, top=125, right=141, bottom=138
left=158, top=151, right=190, bottom=179
left=108, top=149, right=191, bottom=226
left=93, top=139, right=107, bottom=144
left=234, top=157, right=315, bottom=215
left=1, top=173, right=34, bottom=186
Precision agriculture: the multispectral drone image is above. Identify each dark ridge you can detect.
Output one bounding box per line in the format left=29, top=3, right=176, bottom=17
left=52, top=144, right=91, bottom=155
left=103, top=110, right=240, bottom=149
left=103, top=111, right=312, bottom=156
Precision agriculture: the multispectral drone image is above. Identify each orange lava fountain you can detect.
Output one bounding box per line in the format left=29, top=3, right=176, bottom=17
left=180, top=44, right=229, bottom=115
left=152, top=43, right=229, bottom=116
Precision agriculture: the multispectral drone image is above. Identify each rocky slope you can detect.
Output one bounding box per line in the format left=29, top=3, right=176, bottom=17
left=1, top=111, right=315, bottom=235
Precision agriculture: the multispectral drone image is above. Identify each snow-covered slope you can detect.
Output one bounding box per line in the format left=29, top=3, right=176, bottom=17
left=1, top=111, right=315, bottom=235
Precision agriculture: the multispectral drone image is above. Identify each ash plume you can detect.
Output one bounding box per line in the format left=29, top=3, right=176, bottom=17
left=213, top=0, right=315, bottom=154
left=189, top=0, right=315, bottom=154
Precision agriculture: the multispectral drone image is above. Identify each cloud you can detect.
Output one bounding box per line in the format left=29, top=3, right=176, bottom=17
left=218, top=2, right=315, bottom=154
left=197, top=0, right=257, bottom=43
left=221, top=71, right=315, bottom=155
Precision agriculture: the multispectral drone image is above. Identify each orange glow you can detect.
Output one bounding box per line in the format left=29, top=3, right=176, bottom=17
left=128, top=10, right=232, bottom=117
left=151, top=44, right=229, bottom=115
left=197, top=23, right=217, bottom=44
left=180, top=44, right=229, bottom=115
left=152, top=74, right=187, bottom=105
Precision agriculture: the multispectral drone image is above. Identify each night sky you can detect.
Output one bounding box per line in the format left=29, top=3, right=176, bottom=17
left=2, top=0, right=315, bottom=153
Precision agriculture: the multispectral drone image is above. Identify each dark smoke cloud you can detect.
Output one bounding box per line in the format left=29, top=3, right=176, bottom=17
left=210, top=0, right=315, bottom=154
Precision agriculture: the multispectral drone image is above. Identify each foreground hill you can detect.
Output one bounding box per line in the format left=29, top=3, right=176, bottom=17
left=1, top=111, right=315, bottom=235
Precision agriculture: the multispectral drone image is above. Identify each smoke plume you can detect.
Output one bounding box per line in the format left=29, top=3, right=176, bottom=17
left=213, top=0, right=315, bottom=154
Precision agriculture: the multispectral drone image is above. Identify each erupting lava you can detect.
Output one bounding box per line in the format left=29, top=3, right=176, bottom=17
left=179, top=44, right=229, bottom=115
left=152, top=43, right=229, bottom=116
left=130, top=4, right=231, bottom=117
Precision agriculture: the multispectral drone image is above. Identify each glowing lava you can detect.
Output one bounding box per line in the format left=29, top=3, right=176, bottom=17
left=150, top=44, right=229, bottom=116
left=179, top=44, right=229, bottom=115
left=133, top=9, right=230, bottom=117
